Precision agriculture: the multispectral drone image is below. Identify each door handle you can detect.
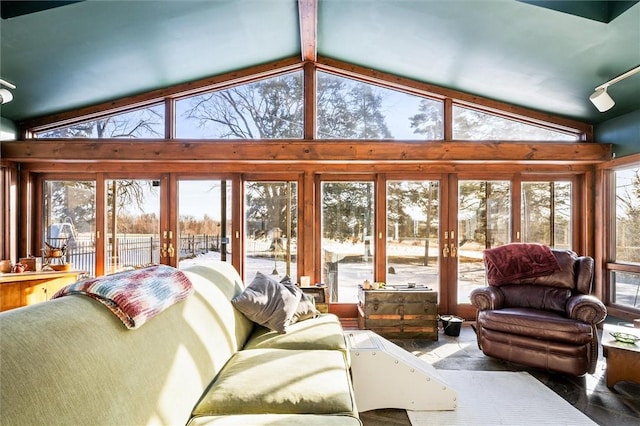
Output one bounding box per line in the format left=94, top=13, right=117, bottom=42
left=450, top=243, right=457, bottom=258
left=443, top=245, right=450, bottom=258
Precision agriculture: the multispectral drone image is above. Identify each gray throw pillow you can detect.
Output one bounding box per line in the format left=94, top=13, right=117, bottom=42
left=290, top=290, right=320, bottom=324
left=232, top=272, right=301, bottom=333
left=279, top=276, right=320, bottom=325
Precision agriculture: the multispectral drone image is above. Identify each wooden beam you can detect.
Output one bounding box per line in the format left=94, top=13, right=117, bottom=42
left=1, top=140, right=612, bottom=164
left=298, top=0, right=318, bottom=62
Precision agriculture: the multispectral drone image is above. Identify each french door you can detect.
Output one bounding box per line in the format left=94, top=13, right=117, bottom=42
left=37, top=171, right=579, bottom=318
left=104, top=178, right=164, bottom=274
left=176, top=179, right=233, bottom=269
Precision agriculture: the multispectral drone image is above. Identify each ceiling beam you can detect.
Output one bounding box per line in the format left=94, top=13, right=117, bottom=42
left=298, top=0, right=317, bottom=61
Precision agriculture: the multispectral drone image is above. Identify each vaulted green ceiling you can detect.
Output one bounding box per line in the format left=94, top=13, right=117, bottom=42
left=1, top=0, right=638, bottom=126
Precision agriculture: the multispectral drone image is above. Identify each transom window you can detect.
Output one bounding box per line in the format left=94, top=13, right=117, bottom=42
left=453, top=105, right=577, bottom=141
left=316, top=72, right=443, bottom=139
left=31, top=66, right=583, bottom=141
left=36, top=104, right=164, bottom=139
left=176, top=71, right=304, bottom=139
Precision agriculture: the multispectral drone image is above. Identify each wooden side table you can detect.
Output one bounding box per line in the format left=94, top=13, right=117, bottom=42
left=601, top=324, right=640, bottom=388
left=0, top=270, right=85, bottom=312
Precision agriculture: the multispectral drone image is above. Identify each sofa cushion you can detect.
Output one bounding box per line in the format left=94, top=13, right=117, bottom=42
left=192, top=348, right=358, bottom=417
left=244, top=314, right=348, bottom=356
left=188, top=414, right=362, bottom=426
left=232, top=272, right=302, bottom=333
left=478, top=308, right=594, bottom=345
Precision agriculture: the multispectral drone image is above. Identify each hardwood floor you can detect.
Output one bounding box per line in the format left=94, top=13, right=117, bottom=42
left=355, top=320, right=640, bottom=426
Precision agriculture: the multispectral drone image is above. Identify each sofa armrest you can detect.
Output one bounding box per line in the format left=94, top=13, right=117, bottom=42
left=565, top=294, right=607, bottom=325
left=470, top=287, right=504, bottom=311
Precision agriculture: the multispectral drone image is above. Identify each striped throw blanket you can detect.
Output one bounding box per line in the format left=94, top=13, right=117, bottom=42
left=53, top=264, right=193, bottom=329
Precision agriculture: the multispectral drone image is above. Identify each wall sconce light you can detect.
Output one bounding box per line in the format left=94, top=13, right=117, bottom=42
left=590, top=65, right=640, bottom=112
left=0, top=78, right=16, bottom=105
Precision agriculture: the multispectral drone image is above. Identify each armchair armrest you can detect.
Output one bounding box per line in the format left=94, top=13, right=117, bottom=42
left=565, top=294, right=607, bottom=325
left=470, top=287, right=504, bottom=311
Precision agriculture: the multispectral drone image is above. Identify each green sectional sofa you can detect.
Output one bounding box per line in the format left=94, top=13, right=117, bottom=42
left=0, top=261, right=360, bottom=425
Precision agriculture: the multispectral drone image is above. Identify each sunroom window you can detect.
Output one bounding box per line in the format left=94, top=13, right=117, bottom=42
left=316, top=72, right=443, bottom=140
left=452, top=105, right=578, bottom=141
left=611, top=166, right=640, bottom=309
left=35, top=104, right=164, bottom=138
left=175, top=71, right=304, bottom=139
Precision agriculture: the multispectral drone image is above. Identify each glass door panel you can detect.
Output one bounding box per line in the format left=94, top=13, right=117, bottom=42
left=457, top=180, right=511, bottom=304
left=105, top=179, right=160, bottom=274
left=178, top=180, right=232, bottom=269
left=611, top=167, right=640, bottom=309
left=521, top=181, right=572, bottom=249
left=43, top=180, right=96, bottom=277
left=244, top=181, right=297, bottom=283
left=386, top=180, right=439, bottom=290
left=321, top=181, right=374, bottom=302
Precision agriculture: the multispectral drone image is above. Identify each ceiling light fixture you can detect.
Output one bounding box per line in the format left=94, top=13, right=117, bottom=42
left=0, top=78, right=16, bottom=105
left=589, top=65, right=640, bottom=112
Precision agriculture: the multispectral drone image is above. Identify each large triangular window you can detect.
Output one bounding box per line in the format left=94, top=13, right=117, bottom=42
left=453, top=105, right=577, bottom=141
left=35, top=104, right=164, bottom=139
left=316, top=72, right=444, bottom=140
left=175, top=71, right=303, bottom=139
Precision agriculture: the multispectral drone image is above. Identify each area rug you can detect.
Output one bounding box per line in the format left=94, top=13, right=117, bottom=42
left=406, top=370, right=597, bottom=426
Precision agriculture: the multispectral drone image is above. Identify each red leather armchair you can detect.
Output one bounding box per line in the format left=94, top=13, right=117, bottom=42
left=470, top=246, right=607, bottom=376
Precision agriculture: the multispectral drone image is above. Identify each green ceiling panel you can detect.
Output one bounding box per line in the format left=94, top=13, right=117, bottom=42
left=1, top=0, right=638, bottom=126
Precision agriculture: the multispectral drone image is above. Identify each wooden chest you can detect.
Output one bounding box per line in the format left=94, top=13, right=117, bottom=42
left=357, top=287, right=438, bottom=340
left=300, top=286, right=329, bottom=313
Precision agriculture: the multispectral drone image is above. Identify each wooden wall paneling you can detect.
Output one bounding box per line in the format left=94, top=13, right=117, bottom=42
left=511, top=173, right=522, bottom=242
left=298, top=0, right=317, bottom=62
left=581, top=170, right=595, bottom=257
left=375, top=174, right=386, bottom=282
left=165, top=98, right=175, bottom=139
left=231, top=174, right=243, bottom=276
left=313, top=172, right=322, bottom=285
left=14, top=160, right=598, bottom=176
left=1, top=163, right=18, bottom=261
left=162, top=173, right=176, bottom=267
left=95, top=173, right=105, bottom=277
left=593, top=167, right=607, bottom=302
left=303, top=62, right=316, bottom=139
left=1, top=140, right=612, bottom=164
left=18, top=170, right=33, bottom=260
left=31, top=175, right=43, bottom=260
left=301, top=171, right=315, bottom=281
left=438, top=173, right=452, bottom=316
left=444, top=98, right=453, bottom=141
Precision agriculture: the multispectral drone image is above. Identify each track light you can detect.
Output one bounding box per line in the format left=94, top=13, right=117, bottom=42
left=590, top=65, right=640, bottom=112
left=0, top=78, right=16, bottom=105
left=0, top=89, right=13, bottom=104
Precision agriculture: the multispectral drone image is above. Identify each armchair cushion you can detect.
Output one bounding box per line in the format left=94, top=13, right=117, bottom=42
left=499, top=285, right=571, bottom=314
left=478, top=308, right=594, bottom=345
